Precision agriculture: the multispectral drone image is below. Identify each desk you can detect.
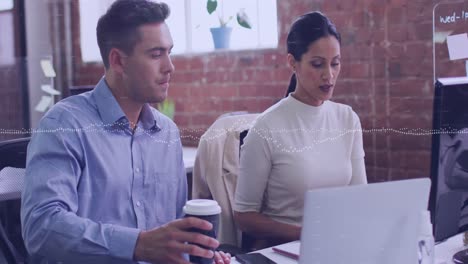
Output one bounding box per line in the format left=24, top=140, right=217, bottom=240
left=182, top=146, right=197, bottom=173
left=0, top=147, right=198, bottom=202
left=231, top=246, right=297, bottom=264
left=182, top=146, right=198, bottom=200
left=230, top=234, right=465, bottom=264
left=435, top=232, right=466, bottom=264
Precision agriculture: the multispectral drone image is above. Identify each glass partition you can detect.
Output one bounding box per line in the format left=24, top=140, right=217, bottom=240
left=433, top=1, right=468, bottom=82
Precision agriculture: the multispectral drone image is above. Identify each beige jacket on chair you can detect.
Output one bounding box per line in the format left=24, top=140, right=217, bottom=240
left=192, top=113, right=259, bottom=246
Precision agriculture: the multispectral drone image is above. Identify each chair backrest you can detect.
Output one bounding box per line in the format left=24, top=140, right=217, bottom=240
left=0, top=218, right=22, bottom=264
left=192, top=113, right=258, bottom=249
left=0, top=137, right=30, bottom=264
left=239, top=130, right=248, bottom=156
left=0, top=137, right=30, bottom=170
left=69, top=85, right=93, bottom=96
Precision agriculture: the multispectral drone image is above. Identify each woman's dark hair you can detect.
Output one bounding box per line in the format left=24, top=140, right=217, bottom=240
left=97, top=0, right=170, bottom=69
left=285, top=11, right=341, bottom=97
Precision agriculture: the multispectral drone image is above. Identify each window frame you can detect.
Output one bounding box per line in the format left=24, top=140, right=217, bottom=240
left=78, top=0, right=278, bottom=63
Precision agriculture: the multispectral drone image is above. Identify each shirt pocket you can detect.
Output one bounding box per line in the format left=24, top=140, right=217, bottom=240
left=145, top=172, right=179, bottom=226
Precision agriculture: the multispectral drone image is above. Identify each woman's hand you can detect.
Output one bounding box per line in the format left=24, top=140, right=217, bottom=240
left=214, top=251, right=231, bottom=264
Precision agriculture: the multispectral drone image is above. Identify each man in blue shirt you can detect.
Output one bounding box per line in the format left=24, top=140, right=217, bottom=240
left=21, top=1, right=230, bottom=263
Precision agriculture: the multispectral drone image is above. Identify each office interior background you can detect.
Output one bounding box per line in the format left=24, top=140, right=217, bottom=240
left=0, top=0, right=465, bottom=185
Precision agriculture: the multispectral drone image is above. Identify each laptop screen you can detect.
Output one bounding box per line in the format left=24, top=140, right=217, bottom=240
left=299, top=178, right=430, bottom=264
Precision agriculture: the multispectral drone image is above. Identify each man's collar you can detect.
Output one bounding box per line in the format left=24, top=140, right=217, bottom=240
left=139, top=103, right=161, bottom=131
left=92, top=77, right=160, bottom=131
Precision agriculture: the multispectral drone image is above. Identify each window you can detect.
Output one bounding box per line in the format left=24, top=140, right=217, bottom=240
left=166, top=0, right=278, bottom=53
left=0, top=0, right=14, bottom=66
left=0, top=0, right=13, bottom=11
left=79, top=0, right=114, bottom=63
left=79, top=0, right=278, bottom=62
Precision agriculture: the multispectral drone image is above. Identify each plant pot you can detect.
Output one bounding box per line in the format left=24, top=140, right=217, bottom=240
left=210, top=27, right=233, bottom=49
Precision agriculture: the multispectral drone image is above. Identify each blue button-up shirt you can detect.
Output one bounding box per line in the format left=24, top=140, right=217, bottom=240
left=21, top=78, right=187, bottom=263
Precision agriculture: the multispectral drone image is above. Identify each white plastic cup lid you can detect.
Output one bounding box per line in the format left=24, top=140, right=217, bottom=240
left=183, top=199, right=221, bottom=216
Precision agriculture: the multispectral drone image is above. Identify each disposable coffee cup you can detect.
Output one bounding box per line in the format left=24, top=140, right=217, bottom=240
left=183, top=199, right=221, bottom=264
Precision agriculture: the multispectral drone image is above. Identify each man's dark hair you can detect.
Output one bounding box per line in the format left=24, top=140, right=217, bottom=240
left=96, top=0, right=170, bottom=68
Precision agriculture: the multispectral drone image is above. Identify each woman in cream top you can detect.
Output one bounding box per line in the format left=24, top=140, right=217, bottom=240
left=234, top=11, right=367, bottom=249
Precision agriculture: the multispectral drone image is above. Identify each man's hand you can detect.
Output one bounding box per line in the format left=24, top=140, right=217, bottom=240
left=133, top=217, right=220, bottom=264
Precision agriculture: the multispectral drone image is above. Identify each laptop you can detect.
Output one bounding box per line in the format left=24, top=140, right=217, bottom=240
left=297, top=178, right=431, bottom=264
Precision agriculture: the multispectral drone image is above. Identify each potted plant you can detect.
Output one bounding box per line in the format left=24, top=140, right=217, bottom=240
left=206, top=0, right=252, bottom=49
left=157, top=98, right=175, bottom=120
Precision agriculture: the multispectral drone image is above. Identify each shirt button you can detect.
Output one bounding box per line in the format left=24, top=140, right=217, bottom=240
left=135, top=168, right=140, bottom=173
left=136, top=201, right=141, bottom=207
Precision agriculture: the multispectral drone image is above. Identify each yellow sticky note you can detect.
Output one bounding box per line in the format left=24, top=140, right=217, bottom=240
left=41, top=84, right=61, bottom=95
left=40, top=60, right=56, bottom=78
left=35, top=95, right=53, bottom=112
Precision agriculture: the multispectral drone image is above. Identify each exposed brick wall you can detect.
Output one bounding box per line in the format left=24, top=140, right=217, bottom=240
left=0, top=65, right=26, bottom=141
left=72, top=0, right=459, bottom=183
left=0, top=4, right=26, bottom=141
left=169, top=50, right=290, bottom=145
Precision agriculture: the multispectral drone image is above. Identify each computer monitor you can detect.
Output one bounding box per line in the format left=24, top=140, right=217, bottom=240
left=429, top=76, right=468, bottom=243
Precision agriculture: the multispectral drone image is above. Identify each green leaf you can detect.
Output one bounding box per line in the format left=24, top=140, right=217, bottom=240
left=237, top=9, right=252, bottom=29
left=158, top=99, right=175, bottom=120
left=207, top=0, right=217, bottom=15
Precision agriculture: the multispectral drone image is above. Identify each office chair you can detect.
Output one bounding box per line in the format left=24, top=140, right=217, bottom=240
left=0, top=137, right=30, bottom=264
left=0, top=137, right=29, bottom=169
left=192, top=113, right=259, bottom=255
left=69, top=85, right=93, bottom=96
